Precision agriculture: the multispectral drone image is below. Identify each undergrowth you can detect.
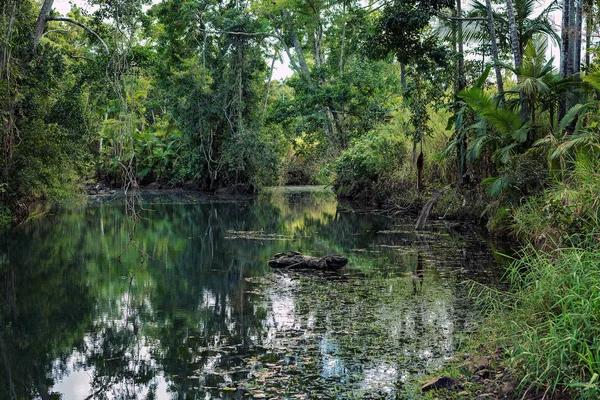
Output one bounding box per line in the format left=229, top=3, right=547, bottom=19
left=471, top=235, right=600, bottom=398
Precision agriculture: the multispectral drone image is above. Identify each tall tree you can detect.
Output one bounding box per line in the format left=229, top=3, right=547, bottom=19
left=559, top=0, right=572, bottom=120
left=484, top=0, right=505, bottom=103
left=506, top=0, right=522, bottom=68
left=574, top=0, right=583, bottom=74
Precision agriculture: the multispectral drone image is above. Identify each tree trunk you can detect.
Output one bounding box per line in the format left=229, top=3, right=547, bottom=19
left=560, top=0, right=571, bottom=78
left=455, top=0, right=467, bottom=186
left=485, top=0, right=505, bottom=104
left=456, top=0, right=466, bottom=91
left=339, top=3, right=346, bottom=74
left=273, top=26, right=301, bottom=75
left=506, top=0, right=522, bottom=69
left=289, top=28, right=311, bottom=83
left=262, top=46, right=278, bottom=117
left=559, top=0, right=571, bottom=121
left=34, top=0, right=55, bottom=49
left=574, top=0, right=583, bottom=74
left=0, top=0, right=16, bottom=79
left=567, top=0, right=576, bottom=76
left=585, top=0, right=592, bottom=71
left=416, top=150, right=424, bottom=192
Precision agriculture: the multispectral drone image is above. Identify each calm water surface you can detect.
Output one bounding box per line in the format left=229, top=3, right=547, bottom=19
left=0, top=189, right=506, bottom=399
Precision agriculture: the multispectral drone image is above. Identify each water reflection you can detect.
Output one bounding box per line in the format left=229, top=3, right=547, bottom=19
left=0, top=190, right=504, bottom=399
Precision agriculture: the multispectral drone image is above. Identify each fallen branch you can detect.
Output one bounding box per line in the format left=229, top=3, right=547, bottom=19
left=268, top=251, right=348, bottom=270
left=415, top=189, right=445, bottom=230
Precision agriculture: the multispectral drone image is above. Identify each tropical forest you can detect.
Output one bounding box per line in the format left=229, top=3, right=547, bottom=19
left=1, top=0, right=599, bottom=398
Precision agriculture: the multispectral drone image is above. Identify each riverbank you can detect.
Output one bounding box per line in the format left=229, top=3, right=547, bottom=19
left=411, top=234, right=600, bottom=399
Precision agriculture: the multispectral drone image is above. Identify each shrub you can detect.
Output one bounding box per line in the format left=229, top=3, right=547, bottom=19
left=333, top=130, right=407, bottom=197
left=511, top=154, right=600, bottom=245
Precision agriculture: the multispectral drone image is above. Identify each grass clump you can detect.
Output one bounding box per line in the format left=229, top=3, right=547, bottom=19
left=510, top=154, right=600, bottom=247
left=482, top=236, right=600, bottom=398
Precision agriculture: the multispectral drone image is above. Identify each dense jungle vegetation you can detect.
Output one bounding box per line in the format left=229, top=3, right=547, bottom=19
left=1, top=0, right=599, bottom=397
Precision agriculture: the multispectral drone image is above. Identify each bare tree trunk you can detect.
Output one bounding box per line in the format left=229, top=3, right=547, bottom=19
left=456, top=0, right=466, bottom=91
left=416, top=150, right=424, bottom=192
left=339, top=3, right=346, bottom=74
left=288, top=25, right=311, bottom=83
left=456, top=0, right=467, bottom=186
left=574, top=0, right=583, bottom=74
left=561, top=0, right=571, bottom=78
left=585, top=0, right=592, bottom=70
left=0, top=0, right=16, bottom=79
left=34, top=0, right=54, bottom=49
left=567, top=0, right=576, bottom=76
left=559, top=0, right=571, bottom=121
left=262, top=46, right=278, bottom=117
left=273, top=26, right=301, bottom=75
left=485, top=0, right=505, bottom=104
left=506, top=0, right=522, bottom=69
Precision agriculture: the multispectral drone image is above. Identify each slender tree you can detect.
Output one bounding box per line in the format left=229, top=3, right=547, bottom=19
left=559, top=0, right=572, bottom=120
left=574, top=0, right=583, bottom=74
left=584, top=0, right=592, bottom=70
left=567, top=0, right=576, bottom=76
left=506, top=0, right=522, bottom=68
left=455, top=0, right=468, bottom=185
left=485, top=0, right=505, bottom=104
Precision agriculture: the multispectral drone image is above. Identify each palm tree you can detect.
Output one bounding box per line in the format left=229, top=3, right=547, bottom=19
left=542, top=70, right=600, bottom=160
left=443, top=0, right=559, bottom=60
left=498, top=39, right=556, bottom=135
left=457, top=66, right=528, bottom=165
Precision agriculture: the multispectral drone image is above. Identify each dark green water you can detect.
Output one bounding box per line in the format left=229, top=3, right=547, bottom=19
left=0, top=189, right=505, bottom=399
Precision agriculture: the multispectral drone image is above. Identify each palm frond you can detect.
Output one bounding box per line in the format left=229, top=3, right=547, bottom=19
left=494, top=142, right=520, bottom=164
left=558, top=103, right=594, bottom=131
left=582, top=71, right=600, bottom=92
left=550, top=130, right=599, bottom=159
left=467, top=133, right=493, bottom=161
left=482, top=175, right=509, bottom=197
left=512, top=122, right=531, bottom=143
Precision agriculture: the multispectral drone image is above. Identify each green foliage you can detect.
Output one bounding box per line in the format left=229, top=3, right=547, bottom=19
left=151, top=0, right=271, bottom=189
left=334, top=129, right=407, bottom=196
left=134, top=124, right=184, bottom=184
left=275, top=59, right=401, bottom=149
left=485, top=149, right=548, bottom=200
left=0, top=205, right=11, bottom=228
left=14, top=121, right=84, bottom=200
left=480, top=239, right=600, bottom=398
left=368, top=0, right=453, bottom=67
left=512, top=154, right=600, bottom=244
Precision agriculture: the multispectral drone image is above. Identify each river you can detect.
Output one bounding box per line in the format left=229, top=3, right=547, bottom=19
left=0, top=188, right=505, bottom=399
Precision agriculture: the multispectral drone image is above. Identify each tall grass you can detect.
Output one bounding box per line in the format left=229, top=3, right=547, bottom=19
left=486, top=237, right=600, bottom=398
left=511, top=154, right=600, bottom=247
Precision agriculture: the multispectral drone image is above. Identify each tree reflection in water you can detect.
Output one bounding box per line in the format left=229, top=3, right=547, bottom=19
left=0, top=190, right=505, bottom=399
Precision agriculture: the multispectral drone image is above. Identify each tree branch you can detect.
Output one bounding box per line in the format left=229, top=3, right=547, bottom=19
left=46, top=17, right=109, bottom=55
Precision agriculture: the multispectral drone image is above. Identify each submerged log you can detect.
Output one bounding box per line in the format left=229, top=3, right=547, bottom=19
left=268, top=252, right=348, bottom=270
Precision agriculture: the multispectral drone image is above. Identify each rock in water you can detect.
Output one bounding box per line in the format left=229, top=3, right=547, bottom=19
left=268, top=252, right=348, bottom=270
